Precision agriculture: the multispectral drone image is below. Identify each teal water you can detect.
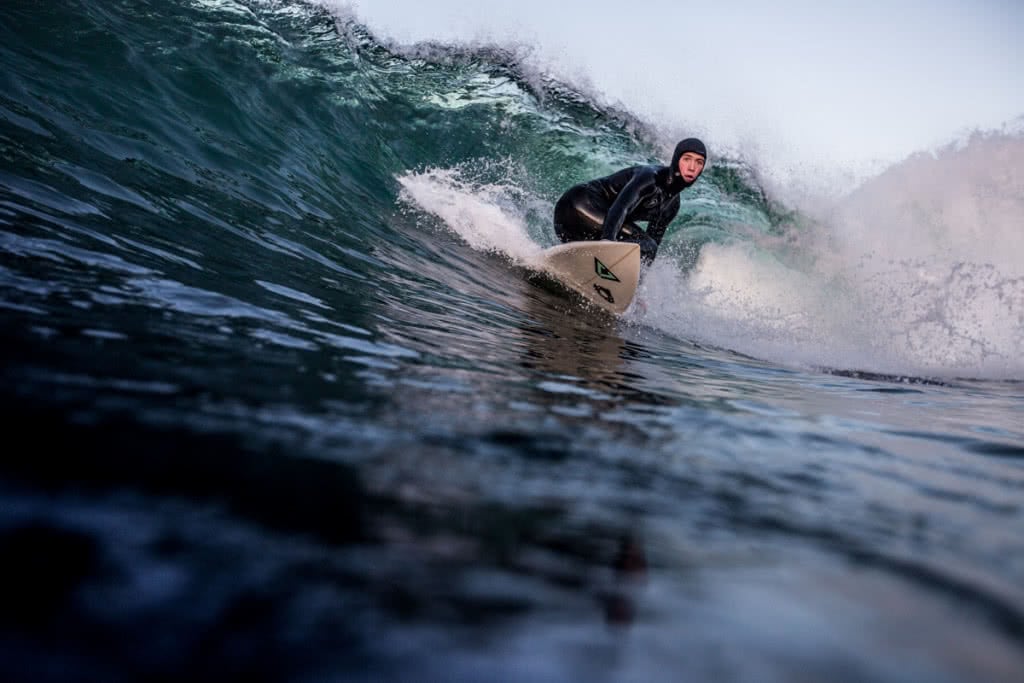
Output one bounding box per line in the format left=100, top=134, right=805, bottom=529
left=2, top=1, right=1023, bottom=681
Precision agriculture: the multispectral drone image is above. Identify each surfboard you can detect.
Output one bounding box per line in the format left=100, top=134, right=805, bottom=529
left=536, top=240, right=640, bottom=315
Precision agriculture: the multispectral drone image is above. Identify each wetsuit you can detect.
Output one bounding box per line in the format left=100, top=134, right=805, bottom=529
left=553, top=138, right=706, bottom=264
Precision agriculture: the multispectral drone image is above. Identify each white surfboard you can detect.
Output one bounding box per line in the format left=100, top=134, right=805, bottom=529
left=537, top=240, right=641, bottom=315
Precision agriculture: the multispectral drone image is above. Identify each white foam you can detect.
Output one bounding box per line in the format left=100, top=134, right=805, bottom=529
left=396, top=166, right=546, bottom=266
left=636, top=132, right=1024, bottom=380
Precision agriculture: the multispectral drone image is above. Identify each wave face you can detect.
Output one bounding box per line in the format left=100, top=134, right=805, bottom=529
left=2, top=2, right=1023, bottom=681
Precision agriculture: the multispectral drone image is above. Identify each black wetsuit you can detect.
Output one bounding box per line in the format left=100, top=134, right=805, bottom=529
left=553, top=139, right=705, bottom=265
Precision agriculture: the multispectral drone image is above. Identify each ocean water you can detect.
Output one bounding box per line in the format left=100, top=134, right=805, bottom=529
left=1, top=1, right=1023, bottom=681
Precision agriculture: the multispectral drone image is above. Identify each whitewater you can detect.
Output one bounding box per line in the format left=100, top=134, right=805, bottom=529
left=1, top=1, right=1022, bottom=681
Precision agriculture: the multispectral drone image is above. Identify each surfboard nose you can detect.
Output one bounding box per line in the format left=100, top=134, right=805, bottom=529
left=539, top=241, right=640, bottom=314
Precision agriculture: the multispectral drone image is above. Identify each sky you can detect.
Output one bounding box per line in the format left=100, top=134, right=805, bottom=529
left=341, top=0, right=1023, bottom=186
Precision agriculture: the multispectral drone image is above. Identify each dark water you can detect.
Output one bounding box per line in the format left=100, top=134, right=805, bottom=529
left=2, top=1, right=1023, bottom=681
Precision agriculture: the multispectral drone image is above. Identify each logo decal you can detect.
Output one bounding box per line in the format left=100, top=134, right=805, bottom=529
left=593, top=284, right=615, bottom=303
left=594, top=258, right=620, bottom=282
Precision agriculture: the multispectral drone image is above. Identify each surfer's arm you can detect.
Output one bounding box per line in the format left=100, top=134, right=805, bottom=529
left=645, top=195, right=680, bottom=245
left=600, top=170, right=656, bottom=241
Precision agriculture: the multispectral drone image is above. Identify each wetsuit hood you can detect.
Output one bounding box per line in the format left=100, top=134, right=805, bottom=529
left=665, top=137, right=707, bottom=193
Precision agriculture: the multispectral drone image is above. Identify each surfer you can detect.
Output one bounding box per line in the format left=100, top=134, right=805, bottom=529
left=552, top=138, right=707, bottom=264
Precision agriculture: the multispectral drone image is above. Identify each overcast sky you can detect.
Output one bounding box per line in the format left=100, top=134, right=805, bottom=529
left=341, top=0, right=1023, bottom=182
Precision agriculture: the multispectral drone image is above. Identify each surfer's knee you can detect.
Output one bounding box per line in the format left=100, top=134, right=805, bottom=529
left=554, top=193, right=604, bottom=243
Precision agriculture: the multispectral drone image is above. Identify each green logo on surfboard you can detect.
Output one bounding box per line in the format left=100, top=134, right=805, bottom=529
left=594, top=258, right=620, bottom=282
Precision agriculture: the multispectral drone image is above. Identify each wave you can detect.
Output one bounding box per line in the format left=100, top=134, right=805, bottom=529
left=0, top=0, right=1020, bottom=381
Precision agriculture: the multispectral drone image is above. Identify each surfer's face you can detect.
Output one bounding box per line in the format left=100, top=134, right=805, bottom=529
left=678, top=152, right=705, bottom=183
